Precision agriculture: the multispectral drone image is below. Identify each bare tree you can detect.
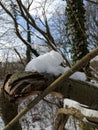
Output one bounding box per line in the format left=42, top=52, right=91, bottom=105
left=0, top=0, right=71, bottom=66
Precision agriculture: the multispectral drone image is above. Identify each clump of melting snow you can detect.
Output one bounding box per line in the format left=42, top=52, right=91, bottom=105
left=70, top=71, right=87, bottom=81
left=64, top=98, right=88, bottom=109
left=25, top=50, right=88, bottom=81
left=25, top=50, right=66, bottom=76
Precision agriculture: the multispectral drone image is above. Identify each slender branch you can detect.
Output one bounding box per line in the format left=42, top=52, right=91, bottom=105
left=3, top=46, right=98, bottom=130
left=14, top=48, right=25, bottom=66
left=16, top=0, right=46, bottom=35
left=0, top=1, right=14, bottom=19
left=43, top=98, right=59, bottom=107
left=0, top=1, right=71, bottom=67
left=0, top=1, right=39, bottom=57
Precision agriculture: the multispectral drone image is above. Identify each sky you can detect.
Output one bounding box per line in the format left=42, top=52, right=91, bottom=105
left=0, top=0, right=91, bottom=62
left=0, top=0, right=66, bottom=62
left=29, top=0, right=66, bottom=19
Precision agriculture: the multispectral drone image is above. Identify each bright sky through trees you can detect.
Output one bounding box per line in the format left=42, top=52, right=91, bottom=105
left=0, top=0, right=66, bottom=62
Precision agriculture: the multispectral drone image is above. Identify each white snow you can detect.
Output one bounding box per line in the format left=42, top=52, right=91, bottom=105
left=87, top=80, right=98, bottom=88
left=64, top=98, right=98, bottom=118
left=64, top=98, right=88, bottom=109
left=25, top=50, right=66, bottom=76
left=91, top=55, right=98, bottom=62
left=25, top=51, right=87, bottom=81
left=46, top=126, right=53, bottom=130
left=25, top=51, right=98, bottom=85
left=70, top=71, right=87, bottom=81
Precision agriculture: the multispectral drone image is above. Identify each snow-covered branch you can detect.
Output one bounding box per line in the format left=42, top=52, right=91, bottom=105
left=3, top=47, right=98, bottom=130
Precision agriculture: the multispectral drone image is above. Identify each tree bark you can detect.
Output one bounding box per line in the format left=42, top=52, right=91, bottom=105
left=54, top=114, right=68, bottom=130
left=3, top=46, right=98, bottom=130
left=2, top=73, right=98, bottom=130
left=0, top=87, right=22, bottom=130
left=4, top=72, right=98, bottom=110
left=66, top=0, right=89, bottom=63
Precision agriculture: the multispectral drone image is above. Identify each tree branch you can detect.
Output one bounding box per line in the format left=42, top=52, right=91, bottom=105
left=3, top=46, right=98, bottom=130
left=58, top=108, right=98, bottom=128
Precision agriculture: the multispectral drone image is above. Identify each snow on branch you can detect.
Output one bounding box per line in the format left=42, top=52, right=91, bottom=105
left=3, top=47, right=98, bottom=130
left=57, top=98, right=98, bottom=126
left=25, top=50, right=68, bottom=76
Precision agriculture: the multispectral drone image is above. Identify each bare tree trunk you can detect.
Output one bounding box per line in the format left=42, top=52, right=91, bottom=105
left=0, top=86, right=22, bottom=130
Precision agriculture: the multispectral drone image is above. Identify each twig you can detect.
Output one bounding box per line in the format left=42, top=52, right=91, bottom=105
left=14, top=48, right=25, bottom=67
left=43, top=98, right=59, bottom=107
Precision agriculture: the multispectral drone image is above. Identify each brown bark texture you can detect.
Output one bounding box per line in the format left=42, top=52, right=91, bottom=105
left=0, top=87, right=22, bottom=130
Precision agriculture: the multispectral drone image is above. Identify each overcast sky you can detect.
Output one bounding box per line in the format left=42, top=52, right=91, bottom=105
left=0, top=0, right=66, bottom=62
left=29, top=0, right=66, bottom=19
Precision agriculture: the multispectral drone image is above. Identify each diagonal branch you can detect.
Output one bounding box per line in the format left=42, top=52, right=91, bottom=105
left=3, top=46, right=98, bottom=130
left=16, top=0, right=47, bottom=36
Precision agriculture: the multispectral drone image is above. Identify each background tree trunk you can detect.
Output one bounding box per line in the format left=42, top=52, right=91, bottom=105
left=66, top=0, right=89, bottom=63
left=65, top=1, right=94, bottom=129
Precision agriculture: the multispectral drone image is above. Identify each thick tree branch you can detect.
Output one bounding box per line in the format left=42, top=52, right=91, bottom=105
left=0, top=88, right=22, bottom=130
left=3, top=47, right=98, bottom=130
left=3, top=72, right=98, bottom=109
